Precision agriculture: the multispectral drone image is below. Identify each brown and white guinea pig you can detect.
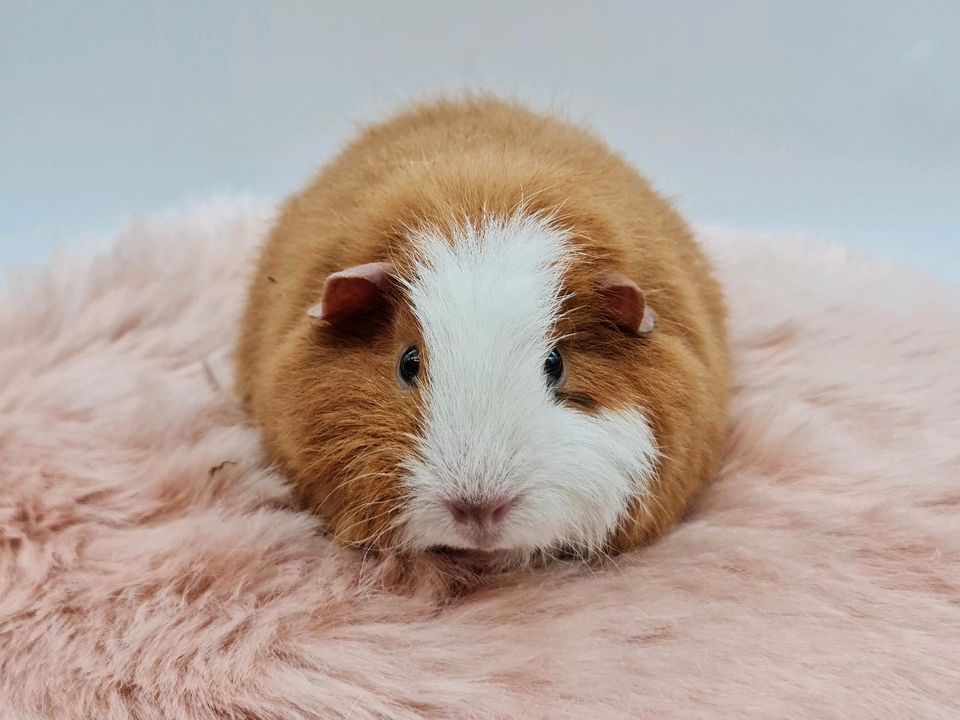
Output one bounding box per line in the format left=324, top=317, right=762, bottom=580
left=236, top=96, right=729, bottom=558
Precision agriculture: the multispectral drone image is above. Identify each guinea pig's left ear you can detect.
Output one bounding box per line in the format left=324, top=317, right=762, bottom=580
left=307, top=261, right=397, bottom=325
left=600, top=274, right=657, bottom=335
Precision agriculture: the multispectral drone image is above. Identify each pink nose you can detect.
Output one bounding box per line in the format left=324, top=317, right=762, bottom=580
left=446, top=496, right=515, bottom=526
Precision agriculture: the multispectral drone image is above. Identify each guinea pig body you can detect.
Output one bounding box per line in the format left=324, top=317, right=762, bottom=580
left=236, top=97, right=729, bottom=556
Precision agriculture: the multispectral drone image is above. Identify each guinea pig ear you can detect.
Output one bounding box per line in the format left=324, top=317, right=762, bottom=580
left=307, top=261, right=397, bottom=325
left=600, top=274, right=657, bottom=335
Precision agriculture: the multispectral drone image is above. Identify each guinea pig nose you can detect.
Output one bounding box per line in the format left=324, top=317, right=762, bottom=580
left=446, top=496, right=515, bottom=525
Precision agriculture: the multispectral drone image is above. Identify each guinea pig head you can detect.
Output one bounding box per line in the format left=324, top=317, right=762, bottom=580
left=304, top=214, right=659, bottom=556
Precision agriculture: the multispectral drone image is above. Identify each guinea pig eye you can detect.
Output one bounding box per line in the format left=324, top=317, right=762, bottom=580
left=397, top=345, right=421, bottom=386
left=544, top=347, right=564, bottom=388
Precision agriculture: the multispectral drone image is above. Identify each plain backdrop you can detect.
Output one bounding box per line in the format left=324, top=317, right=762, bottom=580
left=2, top=1, right=958, bottom=279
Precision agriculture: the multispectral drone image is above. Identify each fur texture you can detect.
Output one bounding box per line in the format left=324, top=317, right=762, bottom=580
left=399, top=214, right=657, bottom=553
left=1, top=202, right=958, bottom=718
left=235, top=98, right=730, bottom=553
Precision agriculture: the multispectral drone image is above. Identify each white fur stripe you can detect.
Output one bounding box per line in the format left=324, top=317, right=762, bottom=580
left=398, top=213, right=657, bottom=553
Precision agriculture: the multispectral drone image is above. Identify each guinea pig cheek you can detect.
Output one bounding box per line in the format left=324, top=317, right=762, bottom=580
left=397, top=399, right=659, bottom=555
left=533, top=402, right=660, bottom=553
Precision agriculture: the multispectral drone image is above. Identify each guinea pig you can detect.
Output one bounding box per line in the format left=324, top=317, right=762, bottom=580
left=236, top=96, right=729, bottom=558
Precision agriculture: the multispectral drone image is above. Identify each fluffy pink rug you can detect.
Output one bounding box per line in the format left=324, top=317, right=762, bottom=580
left=1, top=201, right=958, bottom=719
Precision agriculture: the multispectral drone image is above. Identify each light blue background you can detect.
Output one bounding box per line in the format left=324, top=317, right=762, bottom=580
left=2, top=1, right=958, bottom=279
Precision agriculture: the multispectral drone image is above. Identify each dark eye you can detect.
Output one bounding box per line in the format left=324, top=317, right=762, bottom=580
left=397, top=345, right=421, bottom=386
left=544, top=347, right=564, bottom=387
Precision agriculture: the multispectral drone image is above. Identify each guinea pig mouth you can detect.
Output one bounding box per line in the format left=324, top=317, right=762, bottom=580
left=452, top=528, right=504, bottom=553
left=432, top=545, right=509, bottom=559
left=428, top=545, right=529, bottom=572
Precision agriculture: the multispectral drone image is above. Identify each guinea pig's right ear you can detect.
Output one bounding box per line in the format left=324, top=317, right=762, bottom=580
left=307, top=261, right=397, bottom=326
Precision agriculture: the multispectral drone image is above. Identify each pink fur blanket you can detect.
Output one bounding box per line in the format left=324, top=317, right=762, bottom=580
left=2, top=202, right=958, bottom=719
